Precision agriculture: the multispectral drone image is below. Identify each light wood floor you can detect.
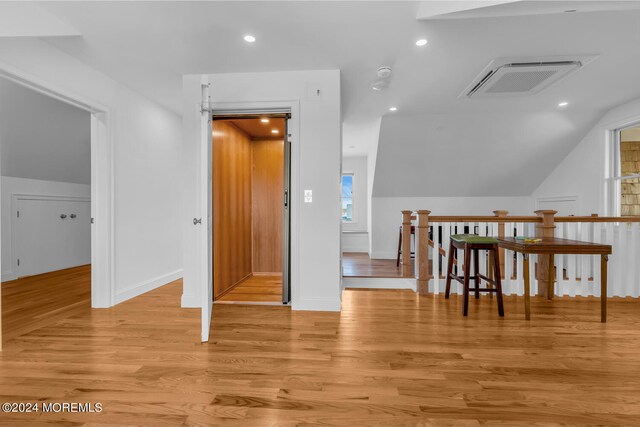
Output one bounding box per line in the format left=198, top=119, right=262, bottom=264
left=217, top=274, right=282, bottom=303
left=1, top=278, right=640, bottom=425
left=1, top=265, right=91, bottom=345
left=342, top=252, right=409, bottom=278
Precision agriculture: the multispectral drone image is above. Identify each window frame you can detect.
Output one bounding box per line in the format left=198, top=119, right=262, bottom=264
left=609, top=123, right=640, bottom=216
left=341, top=172, right=356, bottom=224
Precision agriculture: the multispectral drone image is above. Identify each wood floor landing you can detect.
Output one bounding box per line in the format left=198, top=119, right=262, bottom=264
left=216, top=274, right=282, bottom=303
left=2, top=279, right=640, bottom=425
left=342, top=252, right=409, bottom=278
left=1, top=265, right=91, bottom=345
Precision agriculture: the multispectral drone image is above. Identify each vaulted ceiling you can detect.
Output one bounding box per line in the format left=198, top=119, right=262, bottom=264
left=5, top=1, right=640, bottom=196
left=0, top=78, right=90, bottom=185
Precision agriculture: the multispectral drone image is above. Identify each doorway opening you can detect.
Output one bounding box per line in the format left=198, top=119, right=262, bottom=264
left=0, top=76, right=93, bottom=345
left=211, top=114, right=291, bottom=305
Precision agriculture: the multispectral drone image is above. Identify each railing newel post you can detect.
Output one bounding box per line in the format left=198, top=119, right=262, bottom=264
left=416, top=210, right=431, bottom=295
left=535, top=210, right=558, bottom=297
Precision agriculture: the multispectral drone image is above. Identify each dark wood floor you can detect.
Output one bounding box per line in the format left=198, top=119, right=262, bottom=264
left=1, top=265, right=91, bottom=345
left=1, top=277, right=640, bottom=425
left=342, top=252, right=409, bottom=278
left=216, top=274, right=282, bottom=303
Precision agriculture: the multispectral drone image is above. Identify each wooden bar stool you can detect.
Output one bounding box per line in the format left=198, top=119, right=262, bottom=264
left=445, top=234, right=504, bottom=317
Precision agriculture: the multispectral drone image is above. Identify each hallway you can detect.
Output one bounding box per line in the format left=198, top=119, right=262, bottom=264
left=1, top=279, right=640, bottom=425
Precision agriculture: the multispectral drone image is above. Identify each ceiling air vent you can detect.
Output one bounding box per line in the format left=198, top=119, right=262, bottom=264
left=461, top=56, right=597, bottom=98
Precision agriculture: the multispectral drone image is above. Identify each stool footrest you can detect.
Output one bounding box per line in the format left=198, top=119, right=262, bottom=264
left=449, top=274, right=498, bottom=287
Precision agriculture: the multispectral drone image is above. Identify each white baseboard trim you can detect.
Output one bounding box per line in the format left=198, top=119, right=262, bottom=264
left=342, top=277, right=417, bottom=291
left=369, top=251, right=396, bottom=260
left=293, top=297, right=341, bottom=312
left=181, top=292, right=199, bottom=308
left=1, top=270, right=17, bottom=282
left=114, top=269, right=183, bottom=305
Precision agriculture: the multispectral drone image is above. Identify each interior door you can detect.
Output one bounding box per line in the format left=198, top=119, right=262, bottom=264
left=199, top=84, right=214, bottom=343
left=282, top=118, right=291, bottom=303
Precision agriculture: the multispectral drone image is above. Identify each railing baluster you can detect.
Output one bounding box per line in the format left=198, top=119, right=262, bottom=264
left=556, top=222, right=566, bottom=296
left=504, top=222, right=513, bottom=295
left=567, top=223, right=577, bottom=295
left=632, top=223, right=640, bottom=298
left=455, top=222, right=464, bottom=295
left=605, top=223, right=614, bottom=298
left=580, top=222, right=590, bottom=298
left=433, top=221, right=441, bottom=294
left=593, top=222, right=602, bottom=295
left=621, top=222, right=631, bottom=298
left=443, top=222, right=451, bottom=294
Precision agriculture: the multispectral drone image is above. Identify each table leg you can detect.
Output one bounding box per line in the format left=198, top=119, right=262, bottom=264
left=523, top=253, right=530, bottom=321
left=601, top=255, right=608, bottom=323
left=548, top=253, right=554, bottom=300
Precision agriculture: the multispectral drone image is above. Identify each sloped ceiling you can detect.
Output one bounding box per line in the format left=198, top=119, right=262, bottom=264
left=373, top=110, right=601, bottom=197
left=9, top=1, right=640, bottom=196
left=0, top=78, right=90, bottom=185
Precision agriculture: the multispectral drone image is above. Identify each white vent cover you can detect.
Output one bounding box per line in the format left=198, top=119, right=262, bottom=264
left=461, top=55, right=597, bottom=98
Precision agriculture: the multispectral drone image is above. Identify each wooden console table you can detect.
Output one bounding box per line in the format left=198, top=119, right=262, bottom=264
left=497, top=237, right=612, bottom=322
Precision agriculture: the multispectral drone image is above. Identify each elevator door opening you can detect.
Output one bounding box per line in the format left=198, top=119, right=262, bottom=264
left=211, top=114, right=291, bottom=305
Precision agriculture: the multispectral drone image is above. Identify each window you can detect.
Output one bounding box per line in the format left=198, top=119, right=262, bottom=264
left=341, top=174, right=354, bottom=222
left=613, top=126, right=640, bottom=216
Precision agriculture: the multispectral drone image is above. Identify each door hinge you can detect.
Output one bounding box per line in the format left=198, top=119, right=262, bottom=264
left=200, top=83, right=211, bottom=114
left=17, top=210, right=19, bottom=218
left=17, top=259, right=20, bottom=266
left=91, top=217, right=94, bottom=224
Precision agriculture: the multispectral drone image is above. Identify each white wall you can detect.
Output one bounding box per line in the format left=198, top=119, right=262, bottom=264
left=1, top=177, right=90, bottom=281
left=533, top=96, right=640, bottom=215
left=0, top=38, right=182, bottom=304
left=371, top=196, right=533, bottom=259
left=0, top=77, right=91, bottom=185
left=182, top=70, right=342, bottom=311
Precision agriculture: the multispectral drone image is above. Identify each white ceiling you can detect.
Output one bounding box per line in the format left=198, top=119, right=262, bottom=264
left=0, top=77, right=91, bottom=185
left=10, top=1, right=640, bottom=195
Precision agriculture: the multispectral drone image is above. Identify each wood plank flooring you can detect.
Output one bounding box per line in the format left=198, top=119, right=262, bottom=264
left=1, top=265, right=91, bottom=345
left=2, top=279, right=640, bottom=425
left=342, top=252, right=409, bottom=278
left=217, top=274, right=282, bottom=303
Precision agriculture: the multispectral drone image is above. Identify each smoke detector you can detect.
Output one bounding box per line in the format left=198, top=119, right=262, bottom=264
left=377, top=66, right=392, bottom=78
left=461, top=55, right=597, bottom=98
left=371, top=66, right=393, bottom=91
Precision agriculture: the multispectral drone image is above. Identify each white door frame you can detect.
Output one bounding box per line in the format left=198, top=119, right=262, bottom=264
left=207, top=100, right=301, bottom=308
left=0, top=64, right=114, bottom=308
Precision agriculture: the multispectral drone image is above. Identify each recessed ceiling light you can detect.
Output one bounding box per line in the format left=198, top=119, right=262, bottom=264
left=416, top=39, right=428, bottom=47
left=389, top=107, right=398, bottom=112
left=260, top=118, right=269, bottom=123
left=244, top=35, right=256, bottom=43
left=558, top=101, right=569, bottom=107
left=271, top=129, right=279, bottom=134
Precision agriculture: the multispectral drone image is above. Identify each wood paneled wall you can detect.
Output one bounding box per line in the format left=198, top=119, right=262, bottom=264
left=213, top=121, right=253, bottom=298
left=251, top=139, right=284, bottom=273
